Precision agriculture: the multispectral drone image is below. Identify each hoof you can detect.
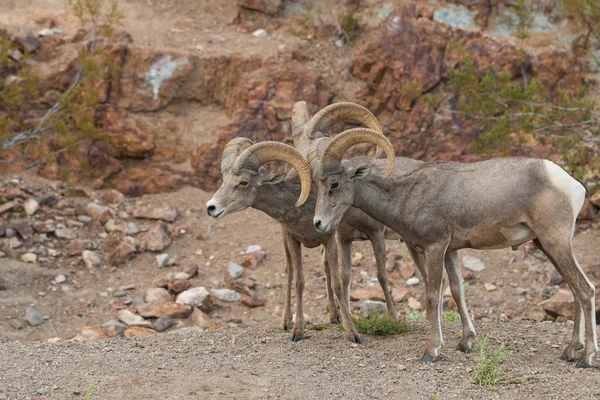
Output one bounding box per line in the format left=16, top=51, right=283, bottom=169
left=291, top=333, right=304, bottom=342
left=559, top=353, right=575, bottom=362
left=420, top=354, right=438, bottom=363
left=330, top=316, right=341, bottom=325
left=456, top=342, right=473, bottom=353
left=575, top=361, right=591, bottom=369
left=348, top=335, right=363, bottom=344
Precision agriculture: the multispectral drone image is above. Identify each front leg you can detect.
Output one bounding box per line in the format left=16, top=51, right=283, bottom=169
left=337, top=236, right=353, bottom=314
left=285, top=234, right=305, bottom=342
left=445, top=250, right=476, bottom=352
left=370, top=231, right=399, bottom=318
left=281, top=230, right=293, bottom=331
left=420, top=243, right=449, bottom=362
left=327, top=234, right=362, bottom=343
left=321, top=246, right=340, bottom=325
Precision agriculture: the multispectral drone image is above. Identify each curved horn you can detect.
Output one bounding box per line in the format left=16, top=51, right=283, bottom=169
left=320, top=128, right=395, bottom=179
left=292, top=101, right=310, bottom=137
left=221, top=137, right=254, bottom=171
left=233, top=142, right=312, bottom=207
left=304, top=102, right=382, bottom=139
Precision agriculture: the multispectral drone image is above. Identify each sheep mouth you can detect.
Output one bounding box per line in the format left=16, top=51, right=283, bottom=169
left=214, top=210, right=226, bottom=218
left=316, top=222, right=331, bottom=233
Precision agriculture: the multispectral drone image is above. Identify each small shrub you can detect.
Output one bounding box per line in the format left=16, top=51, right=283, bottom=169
left=352, top=314, right=410, bottom=336
left=85, top=383, right=96, bottom=399
left=406, top=308, right=426, bottom=322
left=474, top=337, right=508, bottom=391
left=338, top=5, right=360, bottom=43
left=431, top=394, right=441, bottom=400
left=444, top=309, right=460, bottom=323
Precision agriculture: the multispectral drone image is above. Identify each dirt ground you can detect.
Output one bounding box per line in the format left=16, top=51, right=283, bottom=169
left=1, top=321, right=600, bottom=399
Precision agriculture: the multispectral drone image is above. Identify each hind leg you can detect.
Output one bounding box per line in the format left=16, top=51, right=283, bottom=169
left=534, top=239, right=585, bottom=361
left=535, top=237, right=597, bottom=367
left=370, top=231, right=399, bottom=318
left=281, top=230, right=293, bottom=330
left=406, top=245, right=430, bottom=320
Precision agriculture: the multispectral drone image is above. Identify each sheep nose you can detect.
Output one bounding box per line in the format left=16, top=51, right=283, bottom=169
left=206, top=204, right=215, bottom=215
left=314, top=219, right=322, bottom=229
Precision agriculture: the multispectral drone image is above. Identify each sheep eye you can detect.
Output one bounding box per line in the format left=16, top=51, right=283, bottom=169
left=330, top=182, right=339, bottom=190
left=239, top=181, right=249, bottom=187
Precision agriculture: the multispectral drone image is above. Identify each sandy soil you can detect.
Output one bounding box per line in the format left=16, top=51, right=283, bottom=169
left=1, top=321, right=600, bottom=399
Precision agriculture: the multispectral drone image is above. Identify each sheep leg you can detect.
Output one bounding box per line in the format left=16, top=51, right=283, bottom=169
left=445, top=250, right=476, bottom=352
left=286, top=235, right=305, bottom=342
left=281, top=230, right=294, bottom=331
left=322, top=246, right=341, bottom=324
left=535, top=237, right=597, bottom=368
left=369, top=231, right=399, bottom=318
left=420, top=243, right=448, bottom=362
left=533, top=239, right=584, bottom=360
left=328, top=234, right=362, bottom=343
left=406, top=245, right=430, bottom=320
left=337, top=237, right=353, bottom=320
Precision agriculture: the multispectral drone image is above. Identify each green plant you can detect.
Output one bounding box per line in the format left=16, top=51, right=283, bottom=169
left=561, top=0, right=600, bottom=48
left=1, top=0, right=123, bottom=168
left=444, top=309, right=460, bottom=323
left=338, top=5, right=360, bottom=43
left=515, top=0, right=532, bottom=40
left=446, top=52, right=600, bottom=184
left=431, top=394, right=441, bottom=400
left=351, top=314, right=410, bottom=336
left=85, top=383, right=96, bottom=399
left=474, top=337, right=508, bottom=391
left=406, top=308, right=426, bottom=322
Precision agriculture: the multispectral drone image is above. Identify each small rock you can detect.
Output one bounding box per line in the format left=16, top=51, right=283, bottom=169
left=54, top=274, right=66, bottom=284
left=391, top=287, right=409, bottom=302
left=39, top=195, right=58, bottom=207
left=20, top=253, right=37, bottom=263
left=241, top=251, right=266, bottom=269
left=123, top=222, right=140, bottom=235
left=357, top=299, right=387, bottom=315
left=15, top=35, right=41, bottom=53
left=139, top=222, right=172, bottom=252
left=65, top=239, right=94, bottom=256
left=153, top=316, right=173, bottom=332
left=350, top=286, right=385, bottom=302
left=211, top=288, right=241, bottom=302
left=541, top=288, right=575, bottom=319
left=82, top=250, right=102, bottom=268
left=241, top=295, right=265, bottom=308
left=406, top=277, right=420, bottom=286
left=176, top=287, right=213, bottom=311
left=136, top=302, right=192, bottom=319
left=167, top=279, right=192, bottom=295
left=55, top=228, right=77, bottom=240
left=228, top=261, right=244, bottom=278
left=407, top=296, right=422, bottom=310
left=246, top=245, right=263, bottom=254
left=101, top=189, right=125, bottom=205
left=71, top=327, right=107, bottom=341
left=590, top=191, right=600, bottom=208
left=190, top=308, right=216, bottom=330
left=462, top=255, right=485, bottom=272
left=156, top=253, right=172, bottom=268
left=484, top=283, right=497, bottom=292
left=23, top=198, right=39, bottom=216
left=398, top=260, right=415, bottom=280
left=182, top=263, right=198, bottom=278
left=145, top=287, right=173, bottom=304
left=10, top=319, right=24, bottom=330
left=548, top=268, right=564, bottom=285
left=117, top=309, right=152, bottom=327
left=113, top=290, right=131, bottom=298
left=110, top=236, right=139, bottom=265
left=102, top=320, right=127, bottom=337
left=252, top=29, right=268, bottom=37
left=26, top=307, right=45, bottom=326
left=352, top=252, right=364, bottom=265
left=124, top=327, right=157, bottom=337
left=13, top=223, right=34, bottom=240
left=132, top=202, right=178, bottom=222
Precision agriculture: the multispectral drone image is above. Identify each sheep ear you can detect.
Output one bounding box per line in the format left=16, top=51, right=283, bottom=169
left=346, top=165, right=371, bottom=180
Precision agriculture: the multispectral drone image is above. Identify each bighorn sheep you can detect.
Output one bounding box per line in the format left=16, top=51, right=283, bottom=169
left=204, top=137, right=411, bottom=343
left=310, top=127, right=597, bottom=367
left=292, top=101, right=477, bottom=348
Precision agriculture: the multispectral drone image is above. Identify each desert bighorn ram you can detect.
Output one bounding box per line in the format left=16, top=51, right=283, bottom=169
left=311, top=128, right=597, bottom=367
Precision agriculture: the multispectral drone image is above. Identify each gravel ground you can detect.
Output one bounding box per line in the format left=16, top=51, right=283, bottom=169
left=1, top=321, right=599, bottom=399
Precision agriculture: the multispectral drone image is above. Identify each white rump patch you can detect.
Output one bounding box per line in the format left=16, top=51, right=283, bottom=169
left=543, top=160, right=586, bottom=221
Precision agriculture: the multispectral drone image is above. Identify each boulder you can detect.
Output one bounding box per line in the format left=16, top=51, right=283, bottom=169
left=136, top=302, right=192, bottom=319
